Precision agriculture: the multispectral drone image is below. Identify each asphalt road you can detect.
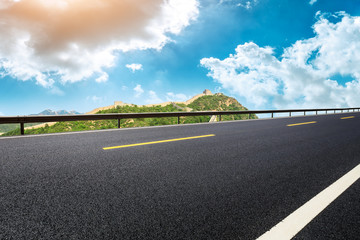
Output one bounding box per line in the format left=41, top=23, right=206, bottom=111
left=1, top=113, right=360, bottom=239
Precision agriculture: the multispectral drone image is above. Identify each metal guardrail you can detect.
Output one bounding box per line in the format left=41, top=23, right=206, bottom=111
left=0, top=107, right=359, bottom=135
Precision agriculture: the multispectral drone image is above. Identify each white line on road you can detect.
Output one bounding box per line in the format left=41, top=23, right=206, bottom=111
left=257, top=163, right=360, bottom=240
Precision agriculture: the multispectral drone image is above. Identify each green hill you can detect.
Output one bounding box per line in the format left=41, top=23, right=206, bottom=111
left=0, top=109, right=81, bottom=133
left=0, top=124, right=19, bottom=133
left=2, top=93, right=257, bottom=136
left=0, top=123, right=44, bottom=134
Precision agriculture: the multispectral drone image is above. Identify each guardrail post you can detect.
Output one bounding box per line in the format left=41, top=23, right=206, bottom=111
left=20, top=123, right=24, bottom=135
left=3, top=107, right=360, bottom=137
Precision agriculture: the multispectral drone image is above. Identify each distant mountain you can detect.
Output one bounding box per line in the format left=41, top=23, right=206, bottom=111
left=32, top=109, right=82, bottom=116
left=0, top=109, right=82, bottom=134
left=2, top=90, right=257, bottom=136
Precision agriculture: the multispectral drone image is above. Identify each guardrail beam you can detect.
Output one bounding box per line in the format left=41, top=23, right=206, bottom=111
left=0, top=107, right=359, bottom=136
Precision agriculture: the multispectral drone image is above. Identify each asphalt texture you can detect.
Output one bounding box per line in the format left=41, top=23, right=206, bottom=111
left=1, top=112, right=360, bottom=239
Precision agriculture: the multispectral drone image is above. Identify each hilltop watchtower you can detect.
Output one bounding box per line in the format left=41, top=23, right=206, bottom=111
left=203, top=89, right=212, bottom=95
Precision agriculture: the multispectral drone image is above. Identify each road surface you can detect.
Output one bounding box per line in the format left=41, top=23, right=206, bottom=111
left=1, top=113, right=360, bottom=239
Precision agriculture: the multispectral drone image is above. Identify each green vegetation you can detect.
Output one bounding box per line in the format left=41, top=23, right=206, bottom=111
left=188, top=94, right=257, bottom=121
left=0, top=123, right=44, bottom=135
left=97, top=104, right=180, bottom=114
left=0, top=124, right=19, bottom=133
left=2, top=94, right=257, bottom=136
left=175, top=103, right=187, bottom=108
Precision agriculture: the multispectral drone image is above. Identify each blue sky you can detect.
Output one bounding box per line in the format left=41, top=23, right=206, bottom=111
left=1, top=0, right=360, bottom=115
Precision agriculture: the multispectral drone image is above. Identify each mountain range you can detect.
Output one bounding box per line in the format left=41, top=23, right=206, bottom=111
left=0, top=109, right=82, bottom=134
left=31, top=109, right=82, bottom=116
left=1, top=90, right=256, bottom=136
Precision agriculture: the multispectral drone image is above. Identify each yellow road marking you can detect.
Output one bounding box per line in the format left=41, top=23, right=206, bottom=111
left=103, top=134, right=216, bottom=150
left=341, top=116, right=355, bottom=119
left=287, top=121, right=317, bottom=127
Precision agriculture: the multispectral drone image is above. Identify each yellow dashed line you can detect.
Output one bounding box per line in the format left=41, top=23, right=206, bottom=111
left=341, top=116, right=355, bottom=120
left=287, top=121, right=317, bottom=127
left=103, top=134, right=215, bottom=150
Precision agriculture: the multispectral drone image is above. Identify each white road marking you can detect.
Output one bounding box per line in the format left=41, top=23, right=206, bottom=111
left=257, top=163, right=360, bottom=240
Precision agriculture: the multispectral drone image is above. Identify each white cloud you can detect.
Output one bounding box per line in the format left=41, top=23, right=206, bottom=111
left=237, top=1, right=255, bottom=9
left=133, top=84, right=144, bottom=97
left=126, top=63, right=143, bottom=73
left=309, top=0, right=317, bottom=5
left=146, top=90, right=163, bottom=103
left=166, top=92, right=189, bottom=102
left=201, top=12, right=360, bottom=109
left=215, top=86, right=222, bottom=93
left=0, top=0, right=199, bottom=87
left=95, top=72, right=109, bottom=83
left=87, top=95, right=105, bottom=103
left=220, top=0, right=258, bottom=9
left=0, top=111, right=3, bottom=116
left=49, top=86, right=65, bottom=96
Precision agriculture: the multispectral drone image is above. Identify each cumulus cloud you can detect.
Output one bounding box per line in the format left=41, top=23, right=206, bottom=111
left=220, top=0, right=258, bottom=9
left=95, top=72, right=109, bottom=83
left=214, top=86, right=222, bottom=93
left=0, top=0, right=199, bottom=87
left=126, top=63, right=143, bottom=72
left=166, top=92, right=189, bottom=102
left=309, top=0, right=317, bottom=5
left=201, top=12, right=360, bottom=109
left=146, top=90, right=163, bottom=103
left=133, top=84, right=144, bottom=97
